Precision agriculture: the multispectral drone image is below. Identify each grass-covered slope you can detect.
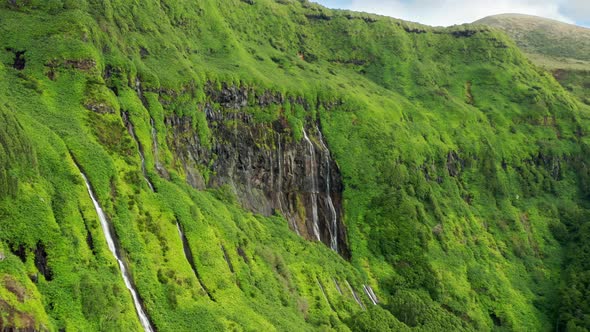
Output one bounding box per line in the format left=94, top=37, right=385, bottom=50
left=475, top=13, right=590, bottom=107
left=468, top=19, right=590, bottom=327
left=0, top=0, right=590, bottom=331
left=475, top=14, right=590, bottom=68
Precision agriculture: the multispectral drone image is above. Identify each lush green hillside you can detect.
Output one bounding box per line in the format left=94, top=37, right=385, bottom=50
left=475, top=14, right=590, bottom=67
left=475, top=13, right=590, bottom=107
left=0, top=1, right=589, bottom=331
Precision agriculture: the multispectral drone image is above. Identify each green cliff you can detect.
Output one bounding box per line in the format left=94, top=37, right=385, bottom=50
left=0, top=1, right=589, bottom=331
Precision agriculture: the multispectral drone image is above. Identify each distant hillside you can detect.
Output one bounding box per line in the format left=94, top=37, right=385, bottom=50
left=476, top=14, right=590, bottom=105
left=475, top=14, right=590, bottom=69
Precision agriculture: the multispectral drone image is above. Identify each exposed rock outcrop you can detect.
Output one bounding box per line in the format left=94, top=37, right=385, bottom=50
left=161, top=84, right=349, bottom=256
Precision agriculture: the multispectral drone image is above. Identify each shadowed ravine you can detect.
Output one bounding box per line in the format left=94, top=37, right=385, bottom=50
left=175, top=222, right=216, bottom=302
left=122, top=111, right=155, bottom=192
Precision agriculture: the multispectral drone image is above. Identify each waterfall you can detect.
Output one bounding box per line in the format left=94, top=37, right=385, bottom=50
left=150, top=118, right=159, bottom=163
left=139, top=145, right=155, bottom=192
left=276, top=133, right=284, bottom=221
left=135, top=78, right=143, bottom=100
left=368, top=287, right=378, bottom=303
left=277, top=133, right=300, bottom=235
left=345, top=280, right=365, bottom=310
left=366, top=285, right=379, bottom=305
left=316, top=277, right=332, bottom=308
left=363, top=285, right=378, bottom=305
left=302, top=127, right=321, bottom=241
left=150, top=117, right=168, bottom=178
left=80, top=172, right=154, bottom=332
left=123, top=112, right=154, bottom=192
left=316, top=127, right=338, bottom=251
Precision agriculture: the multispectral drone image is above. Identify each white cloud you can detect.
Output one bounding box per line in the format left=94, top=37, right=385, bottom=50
left=346, top=0, right=575, bottom=26
left=559, top=0, right=590, bottom=24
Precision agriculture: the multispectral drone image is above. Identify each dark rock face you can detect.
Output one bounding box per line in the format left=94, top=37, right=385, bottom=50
left=451, top=30, right=478, bottom=38
left=9, top=244, right=26, bottom=263
left=11, top=50, right=25, bottom=70
left=162, top=85, right=349, bottom=257
left=33, top=242, right=52, bottom=282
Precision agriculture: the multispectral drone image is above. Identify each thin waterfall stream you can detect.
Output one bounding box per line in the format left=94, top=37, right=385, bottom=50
left=277, top=133, right=300, bottom=235
left=316, top=127, right=338, bottom=252
left=302, top=127, right=321, bottom=241
left=368, top=286, right=379, bottom=304
left=345, top=280, right=365, bottom=310
left=80, top=172, right=154, bottom=332
left=150, top=118, right=162, bottom=176
left=150, top=118, right=158, bottom=163
left=363, top=284, right=378, bottom=305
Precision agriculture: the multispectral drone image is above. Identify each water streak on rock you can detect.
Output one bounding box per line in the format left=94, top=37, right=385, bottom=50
left=302, top=127, right=321, bottom=241
left=345, top=280, right=365, bottom=310
left=363, top=284, right=378, bottom=305
left=317, top=127, right=338, bottom=251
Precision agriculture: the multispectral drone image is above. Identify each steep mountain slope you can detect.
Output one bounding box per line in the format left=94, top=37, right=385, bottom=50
left=475, top=14, right=590, bottom=67
left=475, top=13, right=590, bottom=105
left=475, top=13, right=590, bottom=330
left=0, top=1, right=589, bottom=331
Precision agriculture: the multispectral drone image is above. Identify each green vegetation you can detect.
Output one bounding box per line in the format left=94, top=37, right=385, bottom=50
left=0, top=1, right=589, bottom=331
left=474, top=16, right=590, bottom=330
left=475, top=14, right=590, bottom=107
left=554, top=69, right=590, bottom=106
left=475, top=14, right=590, bottom=68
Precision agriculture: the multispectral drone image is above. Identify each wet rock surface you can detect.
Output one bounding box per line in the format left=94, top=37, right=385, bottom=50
left=163, top=85, right=349, bottom=257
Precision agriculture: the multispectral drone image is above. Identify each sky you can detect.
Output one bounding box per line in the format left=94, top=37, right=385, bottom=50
left=313, top=0, right=590, bottom=28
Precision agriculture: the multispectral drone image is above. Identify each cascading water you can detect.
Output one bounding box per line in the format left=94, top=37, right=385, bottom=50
left=368, top=285, right=379, bottom=305
left=277, top=133, right=300, bottom=235
left=316, top=127, right=338, bottom=252
left=368, top=286, right=378, bottom=304
left=138, top=144, right=154, bottom=192
left=80, top=172, right=154, bottom=332
left=302, top=127, right=321, bottom=241
left=363, top=284, right=378, bottom=305
left=150, top=117, right=168, bottom=179
left=150, top=118, right=158, bottom=163
left=345, top=280, right=365, bottom=310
